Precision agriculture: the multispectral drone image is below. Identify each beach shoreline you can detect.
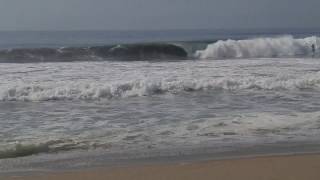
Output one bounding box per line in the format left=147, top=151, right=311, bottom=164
left=3, top=153, right=320, bottom=180
left=2, top=141, right=320, bottom=178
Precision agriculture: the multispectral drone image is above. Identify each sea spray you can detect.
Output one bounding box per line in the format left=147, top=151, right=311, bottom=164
left=196, top=36, right=319, bottom=59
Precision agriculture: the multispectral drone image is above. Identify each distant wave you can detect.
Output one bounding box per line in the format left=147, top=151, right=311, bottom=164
left=196, top=36, right=320, bottom=59
left=2, top=71, right=320, bottom=102
left=1, top=36, right=320, bottom=63
left=0, top=43, right=188, bottom=63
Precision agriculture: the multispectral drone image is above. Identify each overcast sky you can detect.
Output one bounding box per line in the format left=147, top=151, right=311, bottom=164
left=0, top=0, right=319, bottom=31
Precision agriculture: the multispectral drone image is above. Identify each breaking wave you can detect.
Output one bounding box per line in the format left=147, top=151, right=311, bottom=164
left=0, top=43, right=188, bottom=63
left=2, top=72, right=320, bottom=102
left=1, top=36, right=320, bottom=62
left=196, top=36, right=320, bottom=59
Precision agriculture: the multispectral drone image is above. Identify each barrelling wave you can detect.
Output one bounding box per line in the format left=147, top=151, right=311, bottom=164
left=0, top=43, right=188, bottom=63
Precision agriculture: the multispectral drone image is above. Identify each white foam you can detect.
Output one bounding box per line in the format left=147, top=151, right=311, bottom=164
left=1, top=58, right=320, bottom=102
left=1, top=71, right=320, bottom=101
left=195, top=36, right=320, bottom=59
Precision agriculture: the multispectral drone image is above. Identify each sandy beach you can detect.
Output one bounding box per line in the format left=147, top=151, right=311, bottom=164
left=3, top=153, right=320, bottom=180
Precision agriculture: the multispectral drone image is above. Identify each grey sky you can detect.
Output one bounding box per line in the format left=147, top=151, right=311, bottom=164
left=0, top=0, right=319, bottom=30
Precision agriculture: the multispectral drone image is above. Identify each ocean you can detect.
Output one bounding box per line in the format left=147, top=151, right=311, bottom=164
left=1, top=29, right=320, bottom=173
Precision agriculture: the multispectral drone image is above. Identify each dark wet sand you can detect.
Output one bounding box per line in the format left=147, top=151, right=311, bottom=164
left=3, top=153, right=320, bottom=180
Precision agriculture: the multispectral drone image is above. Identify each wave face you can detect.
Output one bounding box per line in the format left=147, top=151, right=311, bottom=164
left=0, top=43, right=188, bottom=63
left=196, top=36, right=320, bottom=59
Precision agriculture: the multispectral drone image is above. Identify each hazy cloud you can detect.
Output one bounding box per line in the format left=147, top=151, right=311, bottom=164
left=0, top=0, right=318, bottom=30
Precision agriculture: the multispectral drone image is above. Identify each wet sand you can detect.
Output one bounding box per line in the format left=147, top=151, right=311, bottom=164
left=3, top=153, right=320, bottom=180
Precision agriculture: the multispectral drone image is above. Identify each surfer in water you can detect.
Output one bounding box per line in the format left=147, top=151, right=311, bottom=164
left=312, top=44, right=316, bottom=57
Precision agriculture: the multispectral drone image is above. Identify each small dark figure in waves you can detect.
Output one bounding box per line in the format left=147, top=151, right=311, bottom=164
left=312, top=44, right=316, bottom=57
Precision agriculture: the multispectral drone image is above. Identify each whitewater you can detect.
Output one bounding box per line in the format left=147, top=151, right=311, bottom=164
left=195, top=35, right=320, bottom=59
left=2, top=32, right=320, bottom=173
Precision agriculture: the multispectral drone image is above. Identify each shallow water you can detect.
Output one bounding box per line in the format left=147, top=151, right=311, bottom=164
left=1, top=58, right=320, bottom=161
